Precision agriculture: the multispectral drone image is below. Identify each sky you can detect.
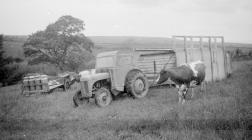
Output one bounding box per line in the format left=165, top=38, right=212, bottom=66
left=0, top=0, right=252, bottom=43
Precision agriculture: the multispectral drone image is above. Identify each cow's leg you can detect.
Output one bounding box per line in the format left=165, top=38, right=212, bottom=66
left=200, top=81, right=207, bottom=94
left=182, top=87, right=189, bottom=104
left=200, top=83, right=203, bottom=92
left=177, top=85, right=183, bottom=104
left=191, top=88, right=195, bottom=98
left=178, top=84, right=188, bottom=104
left=178, top=88, right=181, bottom=103
left=203, top=81, right=207, bottom=94
left=189, top=80, right=197, bottom=98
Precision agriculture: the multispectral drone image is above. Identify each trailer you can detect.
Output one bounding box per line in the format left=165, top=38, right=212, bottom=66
left=21, top=72, right=76, bottom=96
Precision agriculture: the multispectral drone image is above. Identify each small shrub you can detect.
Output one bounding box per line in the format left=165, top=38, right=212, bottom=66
left=1, top=63, right=27, bottom=86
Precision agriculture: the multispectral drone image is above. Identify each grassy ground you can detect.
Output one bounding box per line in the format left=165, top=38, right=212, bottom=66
left=0, top=60, right=252, bottom=140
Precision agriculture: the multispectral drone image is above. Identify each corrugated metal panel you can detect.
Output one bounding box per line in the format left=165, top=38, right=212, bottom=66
left=135, top=51, right=176, bottom=81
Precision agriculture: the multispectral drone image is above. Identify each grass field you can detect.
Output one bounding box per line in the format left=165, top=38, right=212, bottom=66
left=0, top=60, right=252, bottom=139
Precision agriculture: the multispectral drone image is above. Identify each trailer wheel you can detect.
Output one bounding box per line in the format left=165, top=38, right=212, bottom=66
left=94, top=87, right=112, bottom=107
left=64, top=79, right=70, bottom=91
left=126, top=70, right=149, bottom=98
left=73, top=90, right=86, bottom=107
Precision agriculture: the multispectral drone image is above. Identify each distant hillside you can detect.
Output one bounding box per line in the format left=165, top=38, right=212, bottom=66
left=2, top=35, right=252, bottom=58
left=90, top=36, right=252, bottom=50
left=90, top=36, right=174, bottom=48
left=90, top=36, right=252, bottom=55
left=224, top=42, right=252, bottom=53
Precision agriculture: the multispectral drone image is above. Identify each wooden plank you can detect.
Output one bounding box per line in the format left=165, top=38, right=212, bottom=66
left=137, top=59, right=176, bottom=63
left=154, top=60, right=157, bottom=76
left=139, top=55, right=176, bottom=60
left=137, top=66, right=174, bottom=71
left=208, top=37, right=214, bottom=81
left=146, top=75, right=157, bottom=79
left=141, top=69, right=167, bottom=74
left=184, top=37, right=188, bottom=63
left=200, top=37, right=204, bottom=61
left=139, top=51, right=175, bottom=55
left=136, top=48, right=174, bottom=51
left=172, top=36, right=176, bottom=50
left=137, top=60, right=175, bottom=65
left=191, top=37, right=194, bottom=61
left=145, top=73, right=155, bottom=77
left=214, top=38, right=220, bottom=80
left=142, top=70, right=157, bottom=74
left=137, top=63, right=175, bottom=67
left=140, top=52, right=174, bottom=56
left=137, top=57, right=175, bottom=62
left=138, top=51, right=171, bottom=55
left=139, top=54, right=176, bottom=58
left=136, top=63, right=175, bottom=67
left=222, top=37, right=227, bottom=77
left=173, top=35, right=224, bottom=38
left=137, top=62, right=175, bottom=66
left=136, top=61, right=175, bottom=66
left=137, top=65, right=174, bottom=71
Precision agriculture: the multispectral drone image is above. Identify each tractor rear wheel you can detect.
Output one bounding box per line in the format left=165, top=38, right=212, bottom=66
left=126, top=70, right=149, bottom=98
left=94, top=87, right=112, bottom=107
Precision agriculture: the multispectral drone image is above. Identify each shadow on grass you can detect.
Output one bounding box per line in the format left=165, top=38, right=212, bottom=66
left=112, top=92, right=132, bottom=101
left=108, top=118, right=252, bottom=140
left=1, top=117, right=251, bottom=139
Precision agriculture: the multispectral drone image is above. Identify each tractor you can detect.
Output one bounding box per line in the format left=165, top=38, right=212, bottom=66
left=73, top=49, right=176, bottom=107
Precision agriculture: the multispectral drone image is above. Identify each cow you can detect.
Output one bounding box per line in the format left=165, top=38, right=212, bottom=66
left=156, top=60, right=206, bottom=104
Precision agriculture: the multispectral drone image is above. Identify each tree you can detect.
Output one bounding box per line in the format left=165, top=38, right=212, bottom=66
left=0, top=35, right=24, bottom=86
left=23, top=15, right=94, bottom=71
left=0, top=34, right=2, bottom=47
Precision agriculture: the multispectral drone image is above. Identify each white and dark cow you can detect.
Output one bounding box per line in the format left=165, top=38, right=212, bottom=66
left=156, top=61, right=206, bottom=104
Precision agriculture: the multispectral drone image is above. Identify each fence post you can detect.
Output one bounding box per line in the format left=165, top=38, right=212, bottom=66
left=184, top=36, right=188, bottom=63
left=208, top=37, right=214, bottom=82
left=199, top=37, right=204, bottom=61
left=214, top=38, right=220, bottom=80
left=190, top=37, right=193, bottom=62
left=221, top=37, right=227, bottom=77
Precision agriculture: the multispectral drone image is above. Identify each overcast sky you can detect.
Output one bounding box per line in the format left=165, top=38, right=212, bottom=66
left=1, top=0, right=252, bottom=43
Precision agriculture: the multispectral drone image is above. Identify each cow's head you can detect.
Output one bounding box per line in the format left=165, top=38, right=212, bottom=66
left=156, top=69, right=169, bottom=84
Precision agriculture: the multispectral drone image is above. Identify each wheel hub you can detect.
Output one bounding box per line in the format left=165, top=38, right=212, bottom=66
left=99, top=92, right=108, bottom=103
left=134, top=78, right=145, bottom=93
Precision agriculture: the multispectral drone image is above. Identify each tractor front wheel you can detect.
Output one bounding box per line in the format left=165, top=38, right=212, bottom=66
left=94, top=87, right=112, bottom=107
left=73, top=90, right=87, bottom=107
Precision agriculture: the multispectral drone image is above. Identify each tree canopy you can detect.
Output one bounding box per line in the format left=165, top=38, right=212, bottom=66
left=23, top=15, right=94, bottom=71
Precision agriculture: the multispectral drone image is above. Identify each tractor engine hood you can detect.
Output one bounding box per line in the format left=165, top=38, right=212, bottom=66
left=79, top=69, right=109, bottom=81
